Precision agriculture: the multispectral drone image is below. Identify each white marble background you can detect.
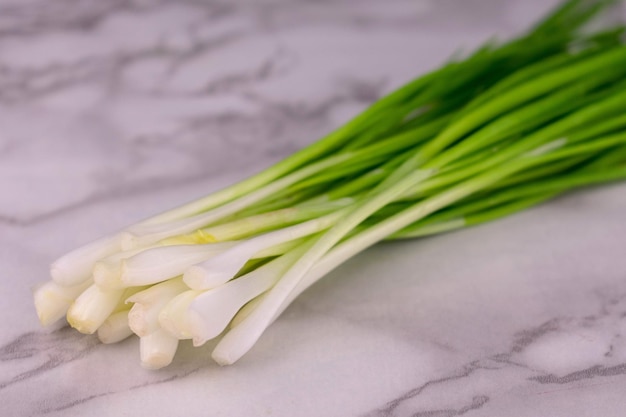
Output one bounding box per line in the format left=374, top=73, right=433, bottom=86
left=1, top=0, right=626, bottom=416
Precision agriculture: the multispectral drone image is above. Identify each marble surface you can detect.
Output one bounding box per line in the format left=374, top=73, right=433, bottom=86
left=2, top=0, right=626, bottom=415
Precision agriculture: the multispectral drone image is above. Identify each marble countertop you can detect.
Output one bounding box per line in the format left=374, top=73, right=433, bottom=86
left=2, top=0, right=626, bottom=415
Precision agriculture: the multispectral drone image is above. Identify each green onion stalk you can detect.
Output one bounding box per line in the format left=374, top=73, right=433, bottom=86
left=34, top=0, right=626, bottom=369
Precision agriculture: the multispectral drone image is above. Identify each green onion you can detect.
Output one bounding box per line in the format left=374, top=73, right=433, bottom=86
left=33, top=0, right=626, bottom=369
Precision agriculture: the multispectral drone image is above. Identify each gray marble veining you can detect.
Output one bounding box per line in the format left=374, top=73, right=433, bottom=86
left=1, top=0, right=626, bottom=416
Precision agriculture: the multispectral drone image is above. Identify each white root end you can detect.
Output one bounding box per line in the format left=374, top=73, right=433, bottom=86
left=66, top=284, right=124, bottom=334
left=97, top=310, right=133, bottom=344
left=33, top=280, right=92, bottom=326
left=127, top=303, right=150, bottom=337
left=127, top=278, right=189, bottom=337
left=140, top=329, right=179, bottom=370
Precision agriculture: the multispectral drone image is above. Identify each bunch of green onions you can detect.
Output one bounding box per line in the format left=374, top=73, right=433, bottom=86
left=34, top=0, right=626, bottom=369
